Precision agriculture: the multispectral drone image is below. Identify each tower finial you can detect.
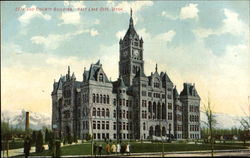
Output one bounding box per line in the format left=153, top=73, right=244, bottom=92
left=155, top=63, right=158, bottom=72
left=130, top=8, right=132, bottom=18
left=68, top=65, right=70, bottom=75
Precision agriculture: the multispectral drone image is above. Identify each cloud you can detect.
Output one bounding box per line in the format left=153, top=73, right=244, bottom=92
left=161, top=11, right=178, bottom=20
left=180, top=3, right=199, bottom=19
left=193, top=8, right=247, bottom=39
left=59, top=1, right=86, bottom=25
left=154, top=30, right=176, bottom=42
left=18, top=5, right=51, bottom=26
left=31, top=28, right=99, bottom=49
left=59, top=11, right=81, bottom=25
left=90, top=29, right=99, bottom=36
left=222, top=8, right=246, bottom=35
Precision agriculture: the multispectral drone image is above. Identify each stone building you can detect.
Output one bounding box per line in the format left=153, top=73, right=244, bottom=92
left=51, top=10, right=201, bottom=141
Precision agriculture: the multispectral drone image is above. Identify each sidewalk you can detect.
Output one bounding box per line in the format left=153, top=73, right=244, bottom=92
left=2, top=145, right=250, bottom=157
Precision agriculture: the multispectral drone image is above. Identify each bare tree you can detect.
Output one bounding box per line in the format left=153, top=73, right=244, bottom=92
left=239, top=96, right=250, bottom=145
left=203, top=97, right=217, bottom=157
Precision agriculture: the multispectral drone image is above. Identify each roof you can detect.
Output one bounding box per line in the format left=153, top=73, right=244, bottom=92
left=84, top=60, right=110, bottom=83
left=180, top=83, right=199, bottom=97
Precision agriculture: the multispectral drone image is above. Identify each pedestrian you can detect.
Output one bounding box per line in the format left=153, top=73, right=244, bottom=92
left=116, top=142, right=121, bottom=154
left=126, top=143, right=130, bottom=155
left=24, top=136, right=31, bottom=158
left=98, top=144, right=103, bottom=156
left=93, top=143, right=97, bottom=157
left=105, top=143, right=110, bottom=155
left=111, top=143, right=116, bottom=154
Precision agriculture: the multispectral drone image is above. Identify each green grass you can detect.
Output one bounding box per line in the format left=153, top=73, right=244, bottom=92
left=30, top=141, right=249, bottom=156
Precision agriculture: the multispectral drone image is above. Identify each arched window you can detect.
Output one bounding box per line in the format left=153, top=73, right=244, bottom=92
left=157, top=102, right=161, bottom=119
left=153, top=102, right=156, bottom=119
left=93, top=107, right=96, bottom=116
left=103, top=95, right=106, bottom=104
left=162, top=103, right=166, bottom=119
left=97, top=121, right=100, bottom=129
left=107, top=95, right=110, bottom=104
left=102, top=108, right=105, bottom=117
left=106, top=108, right=110, bottom=117
left=106, top=121, right=109, bottom=130
left=100, top=95, right=102, bottom=103
left=93, top=94, right=95, bottom=103
left=97, top=108, right=100, bottom=117
left=99, top=73, right=104, bottom=82
left=97, top=94, right=99, bottom=103
left=93, top=121, right=96, bottom=129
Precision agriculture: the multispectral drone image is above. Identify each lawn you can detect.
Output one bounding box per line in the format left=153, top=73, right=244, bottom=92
left=30, top=141, right=249, bottom=156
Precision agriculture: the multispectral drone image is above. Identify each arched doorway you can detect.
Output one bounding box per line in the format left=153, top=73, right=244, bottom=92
left=155, top=125, right=161, bottom=137
left=162, top=127, right=166, bottom=136
left=149, top=126, right=154, bottom=137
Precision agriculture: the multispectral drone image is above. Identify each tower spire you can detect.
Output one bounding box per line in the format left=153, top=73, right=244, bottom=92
left=68, top=65, right=70, bottom=75
left=130, top=8, right=132, bottom=18
left=155, top=63, right=158, bottom=72
left=129, top=8, right=134, bottom=27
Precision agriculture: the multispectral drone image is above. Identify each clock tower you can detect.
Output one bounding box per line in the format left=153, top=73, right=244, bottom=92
left=119, top=9, right=144, bottom=86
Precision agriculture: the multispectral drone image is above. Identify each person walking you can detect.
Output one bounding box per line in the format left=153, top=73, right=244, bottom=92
left=98, top=144, right=103, bottom=156
left=105, top=143, right=110, bottom=155
left=126, top=143, right=130, bottom=155
left=111, top=143, right=116, bottom=154
left=116, top=142, right=121, bottom=155
left=93, top=143, right=97, bottom=157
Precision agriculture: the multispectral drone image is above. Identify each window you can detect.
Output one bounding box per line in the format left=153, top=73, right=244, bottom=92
left=97, top=108, right=100, bottom=117
left=97, top=121, right=100, bottom=129
left=100, top=95, right=102, bottom=103
left=93, top=121, right=96, bottom=129
left=106, top=109, right=110, bottom=117
left=113, top=99, right=116, bottom=106
left=102, top=108, right=105, bottom=117
left=168, top=103, right=172, bottom=110
left=93, top=108, right=96, bottom=116
left=113, top=122, right=116, bottom=130
left=142, top=91, right=147, bottom=96
left=107, top=95, right=110, bottom=104
left=168, top=112, right=172, bottom=120
left=143, top=122, right=146, bottom=130
left=113, top=110, right=116, bottom=118
left=96, top=94, right=99, bottom=103
left=114, top=134, right=116, bottom=139
left=99, top=73, right=104, bottom=82
left=148, top=92, right=152, bottom=97
left=106, top=121, right=109, bottom=130
left=126, top=100, right=128, bottom=107
left=103, top=95, right=106, bottom=104
left=122, top=110, right=125, bottom=118
left=102, top=121, right=105, bottom=130
left=93, top=94, right=95, bottom=103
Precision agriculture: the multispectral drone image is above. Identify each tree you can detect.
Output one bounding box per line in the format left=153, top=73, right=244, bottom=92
left=203, top=97, right=217, bottom=157
left=45, top=128, right=50, bottom=144
left=36, top=130, right=44, bottom=153
left=239, top=96, right=250, bottom=145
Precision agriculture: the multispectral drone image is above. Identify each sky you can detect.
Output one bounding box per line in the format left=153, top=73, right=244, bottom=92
left=1, top=1, right=250, bottom=116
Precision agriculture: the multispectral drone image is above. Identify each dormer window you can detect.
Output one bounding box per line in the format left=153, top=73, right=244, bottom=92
left=99, top=73, right=104, bottom=82
left=154, top=78, right=160, bottom=88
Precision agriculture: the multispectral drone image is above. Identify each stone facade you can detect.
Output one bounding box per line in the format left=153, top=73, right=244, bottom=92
left=51, top=11, right=201, bottom=141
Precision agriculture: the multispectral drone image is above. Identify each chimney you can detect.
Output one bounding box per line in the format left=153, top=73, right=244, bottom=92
left=25, top=112, right=30, bottom=131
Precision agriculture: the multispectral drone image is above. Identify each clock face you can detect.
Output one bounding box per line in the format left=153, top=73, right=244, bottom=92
left=134, top=50, right=139, bottom=57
